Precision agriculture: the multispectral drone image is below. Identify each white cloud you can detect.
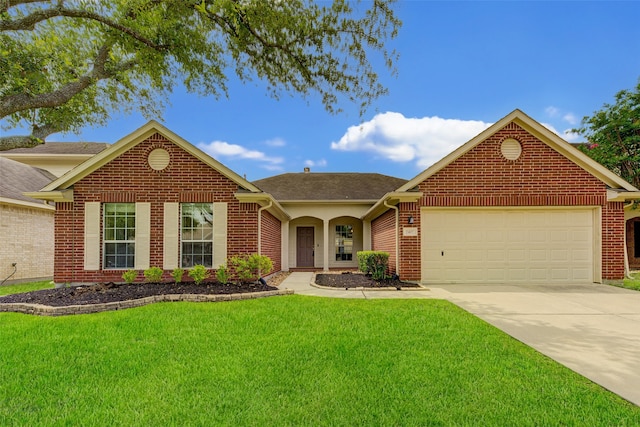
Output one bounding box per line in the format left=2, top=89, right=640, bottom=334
left=197, top=140, right=284, bottom=169
left=545, top=106, right=560, bottom=117
left=546, top=105, right=580, bottom=126
left=264, top=137, right=286, bottom=147
left=304, top=159, right=327, bottom=168
left=331, top=112, right=492, bottom=169
left=563, top=113, right=579, bottom=126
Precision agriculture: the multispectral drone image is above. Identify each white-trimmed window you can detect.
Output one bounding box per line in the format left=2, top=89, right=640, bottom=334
left=181, top=203, right=213, bottom=268
left=335, top=225, right=353, bottom=261
left=103, top=203, right=136, bottom=269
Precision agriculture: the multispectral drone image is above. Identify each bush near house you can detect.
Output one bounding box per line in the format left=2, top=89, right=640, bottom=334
left=187, top=265, right=210, bottom=285
left=122, top=270, right=138, bottom=284
left=143, top=267, right=164, bottom=283
left=227, top=254, right=273, bottom=284
left=357, top=251, right=389, bottom=280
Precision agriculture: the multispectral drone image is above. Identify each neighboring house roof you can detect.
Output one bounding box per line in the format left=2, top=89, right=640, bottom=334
left=1, top=142, right=110, bottom=155
left=253, top=172, right=408, bottom=201
left=0, top=157, right=56, bottom=207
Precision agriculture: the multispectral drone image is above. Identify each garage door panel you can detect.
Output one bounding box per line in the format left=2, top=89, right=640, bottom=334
left=421, top=208, right=595, bottom=284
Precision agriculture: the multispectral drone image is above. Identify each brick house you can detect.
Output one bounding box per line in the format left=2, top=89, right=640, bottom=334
left=0, top=158, right=56, bottom=283
left=28, top=110, right=640, bottom=285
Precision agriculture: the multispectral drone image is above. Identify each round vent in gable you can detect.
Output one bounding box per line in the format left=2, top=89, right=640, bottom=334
left=500, top=138, right=522, bottom=161
left=148, top=148, right=170, bottom=170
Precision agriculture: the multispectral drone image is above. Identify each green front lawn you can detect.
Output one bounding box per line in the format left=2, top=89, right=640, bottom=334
left=623, top=273, right=640, bottom=291
left=1, top=296, right=639, bottom=425
left=0, top=280, right=53, bottom=296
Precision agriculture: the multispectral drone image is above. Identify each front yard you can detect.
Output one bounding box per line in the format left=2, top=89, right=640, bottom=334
left=1, top=292, right=639, bottom=425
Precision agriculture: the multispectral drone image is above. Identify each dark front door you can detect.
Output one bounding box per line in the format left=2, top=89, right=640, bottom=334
left=296, top=227, right=315, bottom=267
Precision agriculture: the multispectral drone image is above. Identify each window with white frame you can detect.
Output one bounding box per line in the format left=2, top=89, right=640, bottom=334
left=335, top=225, right=353, bottom=261
left=103, top=203, right=136, bottom=269
left=181, top=203, right=213, bottom=268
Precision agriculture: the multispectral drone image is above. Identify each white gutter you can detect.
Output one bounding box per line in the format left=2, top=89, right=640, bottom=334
left=384, top=200, right=400, bottom=277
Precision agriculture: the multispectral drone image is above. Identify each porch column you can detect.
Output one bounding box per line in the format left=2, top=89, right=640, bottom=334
left=323, top=219, right=330, bottom=271
left=363, top=220, right=372, bottom=251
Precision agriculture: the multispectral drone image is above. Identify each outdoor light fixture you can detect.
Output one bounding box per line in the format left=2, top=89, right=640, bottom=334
left=408, top=215, right=414, bottom=224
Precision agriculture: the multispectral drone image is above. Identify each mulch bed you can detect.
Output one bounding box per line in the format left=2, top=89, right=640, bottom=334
left=0, top=271, right=419, bottom=310
left=315, top=272, right=420, bottom=289
left=0, top=281, right=279, bottom=307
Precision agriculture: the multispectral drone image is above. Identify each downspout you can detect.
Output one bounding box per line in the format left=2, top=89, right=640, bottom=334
left=624, top=202, right=634, bottom=279
left=384, top=200, right=399, bottom=277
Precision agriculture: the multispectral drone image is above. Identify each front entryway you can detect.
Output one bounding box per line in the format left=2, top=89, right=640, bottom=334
left=296, top=227, right=315, bottom=267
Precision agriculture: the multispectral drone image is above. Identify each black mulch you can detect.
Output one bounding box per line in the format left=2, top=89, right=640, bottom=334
left=315, top=272, right=419, bottom=289
left=0, top=281, right=278, bottom=307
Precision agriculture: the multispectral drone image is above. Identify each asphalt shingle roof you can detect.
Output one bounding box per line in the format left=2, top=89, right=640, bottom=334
left=0, top=157, right=56, bottom=203
left=2, top=142, right=110, bottom=155
left=253, top=172, right=407, bottom=201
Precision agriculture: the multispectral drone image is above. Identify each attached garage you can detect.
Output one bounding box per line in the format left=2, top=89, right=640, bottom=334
left=421, top=208, right=600, bottom=284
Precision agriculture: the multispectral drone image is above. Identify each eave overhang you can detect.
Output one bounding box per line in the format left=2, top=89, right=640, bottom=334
left=607, top=189, right=640, bottom=202
left=23, top=189, right=74, bottom=203
left=0, top=196, right=55, bottom=211
left=362, top=191, right=423, bottom=221
left=234, top=192, right=290, bottom=221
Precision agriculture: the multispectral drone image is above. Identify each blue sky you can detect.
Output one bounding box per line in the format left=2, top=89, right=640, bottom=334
left=20, top=1, right=640, bottom=181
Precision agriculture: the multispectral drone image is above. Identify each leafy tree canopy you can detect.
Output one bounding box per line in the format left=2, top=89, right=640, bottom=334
left=575, top=80, right=640, bottom=188
left=0, top=0, right=400, bottom=150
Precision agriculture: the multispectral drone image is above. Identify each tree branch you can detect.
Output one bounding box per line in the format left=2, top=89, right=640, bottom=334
left=0, top=42, right=137, bottom=119
left=0, top=5, right=169, bottom=52
left=0, top=122, right=60, bottom=149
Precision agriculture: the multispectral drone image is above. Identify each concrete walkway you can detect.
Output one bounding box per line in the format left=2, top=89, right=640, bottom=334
left=279, top=272, right=640, bottom=406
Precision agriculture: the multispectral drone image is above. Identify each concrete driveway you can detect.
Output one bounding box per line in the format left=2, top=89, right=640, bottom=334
left=281, top=273, right=640, bottom=405
left=429, top=283, right=640, bottom=406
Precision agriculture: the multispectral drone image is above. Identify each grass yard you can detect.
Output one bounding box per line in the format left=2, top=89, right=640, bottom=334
left=1, top=295, right=639, bottom=425
left=622, top=273, right=640, bottom=291
left=0, top=280, right=53, bottom=296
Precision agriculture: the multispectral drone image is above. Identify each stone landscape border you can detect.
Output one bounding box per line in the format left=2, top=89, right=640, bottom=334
left=0, top=289, right=293, bottom=316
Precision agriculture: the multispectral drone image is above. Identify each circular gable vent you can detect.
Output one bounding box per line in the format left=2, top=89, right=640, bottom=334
left=501, top=138, right=522, bottom=161
left=148, top=148, right=170, bottom=171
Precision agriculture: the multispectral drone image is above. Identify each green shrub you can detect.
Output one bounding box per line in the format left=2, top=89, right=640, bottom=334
left=188, top=264, right=210, bottom=285
left=122, top=269, right=138, bottom=284
left=171, top=268, right=184, bottom=283
left=357, top=251, right=389, bottom=280
left=228, top=254, right=273, bottom=284
left=143, top=267, right=164, bottom=283
left=216, top=265, right=229, bottom=284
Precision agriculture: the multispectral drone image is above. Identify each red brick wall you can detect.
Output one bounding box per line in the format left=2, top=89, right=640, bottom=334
left=398, top=202, right=421, bottom=280
left=371, top=209, right=397, bottom=274
left=54, top=133, right=266, bottom=284
left=603, top=202, right=625, bottom=279
left=390, top=122, right=623, bottom=281
left=261, top=210, right=281, bottom=273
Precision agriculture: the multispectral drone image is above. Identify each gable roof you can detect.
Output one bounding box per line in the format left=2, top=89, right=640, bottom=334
left=397, top=109, right=640, bottom=193
left=253, top=172, right=407, bottom=202
left=1, top=142, right=110, bottom=155
left=35, top=120, right=262, bottom=195
left=0, top=157, right=56, bottom=207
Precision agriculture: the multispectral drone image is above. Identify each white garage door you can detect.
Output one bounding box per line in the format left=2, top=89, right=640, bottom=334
left=421, top=208, right=597, bottom=284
